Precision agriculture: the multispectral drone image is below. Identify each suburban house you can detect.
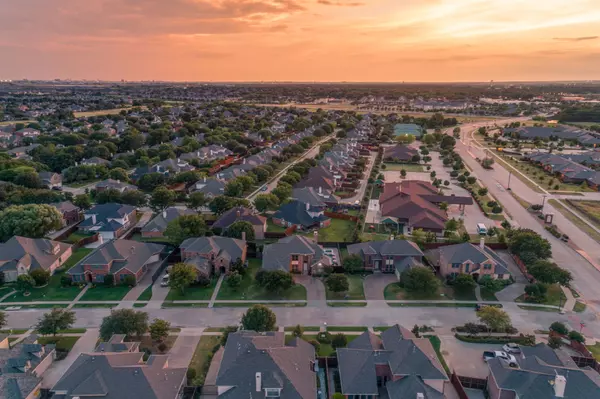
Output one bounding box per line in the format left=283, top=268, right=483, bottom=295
left=141, top=207, right=197, bottom=238
left=379, top=181, right=472, bottom=235
left=0, top=236, right=72, bottom=282
left=79, top=203, right=137, bottom=240
left=51, top=335, right=186, bottom=399
left=262, top=235, right=332, bottom=275
left=347, top=240, right=424, bottom=277
left=180, top=144, right=232, bottom=163
left=80, top=156, right=110, bottom=166
left=155, top=158, right=196, bottom=174
left=487, top=343, right=600, bottom=398
left=189, top=177, right=226, bottom=198
left=38, top=171, right=62, bottom=189
left=51, top=201, right=81, bottom=226
left=95, top=179, right=137, bottom=193
left=293, top=186, right=340, bottom=206
left=0, top=334, right=56, bottom=399
left=383, top=145, right=419, bottom=163
left=206, top=331, right=316, bottom=398
left=272, top=198, right=330, bottom=230
left=66, top=239, right=164, bottom=284
left=337, top=325, right=448, bottom=398
left=425, top=241, right=511, bottom=281
left=95, top=334, right=140, bottom=353
left=213, top=206, right=267, bottom=240
left=180, top=236, right=247, bottom=277
left=295, top=165, right=339, bottom=192
left=525, top=152, right=600, bottom=190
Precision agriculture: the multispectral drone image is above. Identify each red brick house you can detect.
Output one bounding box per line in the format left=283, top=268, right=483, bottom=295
left=180, top=236, right=247, bottom=278
left=51, top=201, right=81, bottom=226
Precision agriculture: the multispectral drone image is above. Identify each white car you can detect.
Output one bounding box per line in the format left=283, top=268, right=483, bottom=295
left=502, top=343, right=521, bottom=354
left=160, top=274, right=169, bottom=287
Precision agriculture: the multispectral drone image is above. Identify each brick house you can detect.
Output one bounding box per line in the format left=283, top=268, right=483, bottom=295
left=51, top=201, right=81, bottom=226
left=213, top=207, right=266, bottom=240
left=347, top=239, right=424, bottom=278
left=141, top=207, right=197, bottom=238
left=38, top=172, right=62, bottom=189
left=0, top=236, right=73, bottom=282
left=425, top=240, right=511, bottom=281
left=262, top=235, right=332, bottom=275
left=66, top=239, right=164, bottom=285
left=79, top=203, right=137, bottom=240
left=272, top=199, right=331, bottom=230
left=180, top=236, right=247, bottom=278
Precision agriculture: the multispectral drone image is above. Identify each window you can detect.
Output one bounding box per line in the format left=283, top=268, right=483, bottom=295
left=119, top=274, right=128, bottom=281
left=484, top=263, right=492, bottom=270
left=95, top=274, right=104, bottom=283
left=497, top=274, right=504, bottom=279
left=451, top=263, right=461, bottom=269
left=72, top=275, right=81, bottom=282
left=291, top=255, right=299, bottom=261
left=264, top=388, right=281, bottom=397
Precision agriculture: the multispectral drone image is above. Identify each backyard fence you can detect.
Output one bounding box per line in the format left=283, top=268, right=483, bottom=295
left=511, top=253, right=535, bottom=282
left=324, top=211, right=359, bottom=222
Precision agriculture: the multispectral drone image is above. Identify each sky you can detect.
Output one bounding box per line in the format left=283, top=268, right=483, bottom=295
left=1, top=0, right=600, bottom=82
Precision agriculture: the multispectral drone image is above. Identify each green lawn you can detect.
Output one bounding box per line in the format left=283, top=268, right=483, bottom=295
left=296, top=334, right=361, bottom=357
left=63, top=232, right=95, bottom=244
left=515, top=283, right=566, bottom=307
left=161, top=302, right=209, bottom=308
left=165, top=280, right=216, bottom=301
left=65, top=180, right=100, bottom=188
left=62, top=248, right=93, bottom=270
left=129, top=233, right=174, bottom=245
left=383, top=163, right=424, bottom=172
left=188, top=335, right=220, bottom=385
left=325, top=274, right=365, bottom=300
left=3, top=272, right=82, bottom=303
left=38, top=336, right=81, bottom=352
left=587, top=343, right=600, bottom=361
left=73, top=303, right=117, bottom=308
left=548, top=200, right=600, bottom=242
left=327, top=326, right=368, bottom=332
left=79, top=284, right=132, bottom=301
left=304, top=218, right=356, bottom=243
left=216, top=259, right=307, bottom=301
left=284, top=326, right=320, bottom=332
left=427, top=336, right=451, bottom=374
left=564, top=200, right=600, bottom=232
left=384, top=282, right=474, bottom=301
left=327, top=302, right=367, bottom=307
left=480, top=288, right=499, bottom=301
left=136, top=285, right=153, bottom=301
left=517, top=305, right=558, bottom=312
left=266, top=219, right=287, bottom=233
left=574, top=301, right=587, bottom=313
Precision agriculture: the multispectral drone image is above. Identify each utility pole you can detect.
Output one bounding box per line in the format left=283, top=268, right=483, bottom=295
left=507, top=171, right=512, bottom=190
left=541, top=194, right=547, bottom=212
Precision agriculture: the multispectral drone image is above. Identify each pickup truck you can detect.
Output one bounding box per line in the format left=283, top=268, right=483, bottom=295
left=482, top=351, right=518, bottom=367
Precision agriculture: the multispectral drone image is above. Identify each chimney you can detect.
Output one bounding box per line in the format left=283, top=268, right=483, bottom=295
left=554, top=374, right=566, bottom=398
left=197, top=151, right=200, bottom=157
left=319, top=186, right=322, bottom=194
left=91, top=214, right=96, bottom=224
left=236, top=209, right=241, bottom=218
left=203, top=176, right=206, bottom=183
left=255, top=372, right=262, bottom=392
left=163, top=210, right=167, bottom=219
left=242, top=231, right=246, bottom=241
left=480, top=237, right=485, bottom=250
left=313, top=230, right=318, bottom=242
left=417, top=394, right=424, bottom=399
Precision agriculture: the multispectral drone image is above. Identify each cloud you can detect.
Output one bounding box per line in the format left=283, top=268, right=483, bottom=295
left=317, top=0, right=365, bottom=6
left=553, top=36, right=598, bottom=41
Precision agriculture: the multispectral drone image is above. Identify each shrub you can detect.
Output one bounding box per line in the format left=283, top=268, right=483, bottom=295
left=60, top=275, right=73, bottom=287
left=122, top=275, right=136, bottom=287
left=186, top=368, right=197, bottom=383
left=317, top=331, right=332, bottom=344
left=568, top=331, right=585, bottom=343
left=309, top=339, right=321, bottom=353
left=331, top=333, right=348, bottom=349
left=30, top=269, right=51, bottom=286
left=157, top=342, right=167, bottom=353
left=104, top=274, right=114, bottom=286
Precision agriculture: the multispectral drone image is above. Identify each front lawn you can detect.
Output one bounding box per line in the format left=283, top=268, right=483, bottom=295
left=515, top=283, right=566, bottom=307
left=384, top=282, right=473, bottom=301
left=38, top=336, right=81, bottom=352
left=62, top=248, right=93, bottom=270
left=188, top=335, right=220, bottom=385
left=216, top=259, right=307, bottom=301
left=3, top=272, right=82, bottom=303
left=293, top=334, right=361, bottom=357
left=165, top=280, right=216, bottom=301
left=136, top=285, right=153, bottom=301
left=383, top=163, right=424, bottom=172
left=79, top=284, right=132, bottom=301
left=325, top=274, right=365, bottom=300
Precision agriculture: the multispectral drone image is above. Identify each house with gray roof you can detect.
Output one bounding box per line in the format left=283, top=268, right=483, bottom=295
left=189, top=177, right=225, bottom=198
left=81, top=156, right=110, bottom=166
left=141, top=207, right=197, bottom=238
left=213, top=206, right=267, bottom=239
left=95, top=334, right=140, bottom=353
left=95, top=178, right=137, bottom=193
left=336, top=324, right=448, bottom=398
left=347, top=240, right=424, bottom=277
left=262, top=235, right=331, bottom=275
left=272, top=199, right=330, bottom=230
left=206, top=331, right=316, bottom=399
left=39, top=171, right=62, bottom=189
left=292, top=186, right=340, bottom=206
left=487, top=343, right=600, bottom=399
left=51, top=200, right=81, bottom=226
left=66, top=239, right=164, bottom=285
left=79, top=203, right=137, bottom=240
left=0, top=334, right=56, bottom=399
left=180, top=236, right=247, bottom=277
left=0, top=236, right=73, bottom=282
left=425, top=240, right=511, bottom=281
left=51, top=334, right=186, bottom=399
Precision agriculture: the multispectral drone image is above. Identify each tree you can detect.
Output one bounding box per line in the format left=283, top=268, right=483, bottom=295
left=478, top=188, right=488, bottom=196
left=241, top=304, right=276, bottom=332
left=226, top=271, right=242, bottom=289
left=120, top=190, right=147, bottom=207
left=226, top=221, right=255, bottom=241
left=292, top=324, right=304, bottom=338
left=209, top=195, right=235, bottom=215
left=220, top=325, right=239, bottom=346
left=331, top=333, right=348, bottom=349
left=400, top=169, right=407, bottom=178
left=527, top=260, right=572, bottom=286
left=256, top=270, right=293, bottom=294
left=453, top=127, right=461, bottom=138
left=444, top=218, right=459, bottom=233
left=272, top=183, right=292, bottom=203
left=466, top=176, right=476, bottom=185
left=0, top=204, right=63, bottom=241
left=568, top=330, right=585, bottom=343
left=401, top=268, right=439, bottom=295
left=99, top=309, right=149, bottom=341
left=482, top=158, right=495, bottom=169
left=73, top=194, right=92, bottom=210
left=325, top=274, right=349, bottom=293
left=508, top=229, right=552, bottom=263
left=35, top=308, right=76, bottom=336
left=550, top=321, right=569, bottom=335
left=109, top=168, right=129, bottom=182
left=137, top=173, right=166, bottom=191
left=149, top=186, right=176, bottom=213
left=548, top=336, right=563, bottom=349
left=224, top=180, right=244, bottom=197
left=96, top=188, right=122, bottom=204
left=0, top=311, right=5, bottom=330
left=524, top=283, right=547, bottom=302
left=16, top=274, right=35, bottom=293
left=149, top=318, right=170, bottom=342
left=477, top=306, right=511, bottom=333
left=453, top=274, right=476, bottom=291
left=187, top=191, right=207, bottom=211
left=165, top=215, right=207, bottom=245
left=395, top=134, right=415, bottom=144
left=254, top=193, right=280, bottom=212
left=168, top=263, right=197, bottom=295
left=343, top=254, right=364, bottom=273
left=30, top=269, right=51, bottom=286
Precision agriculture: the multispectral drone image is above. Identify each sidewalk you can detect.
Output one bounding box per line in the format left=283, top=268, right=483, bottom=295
left=561, top=286, right=576, bottom=311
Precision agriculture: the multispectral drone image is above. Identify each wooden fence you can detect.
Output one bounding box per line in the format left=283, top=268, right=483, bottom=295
left=511, top=253, right=535, bottom=282
left=324, top=211, right=359, bottom=222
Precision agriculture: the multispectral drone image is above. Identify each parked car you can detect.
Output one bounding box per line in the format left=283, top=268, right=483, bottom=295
left=483, top=351, right=518, bottom=367
left=502, top=343, right=521, bottom=354
left=261, top=185, right=268, bottom=191
left=160, top=274, right=169, bottom=287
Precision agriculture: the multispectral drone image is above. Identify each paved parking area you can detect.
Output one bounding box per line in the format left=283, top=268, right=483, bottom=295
left=439, top=336, right=503, bottom=379
left=168, top=331, right=202, bottom=368
left=363, top=274, right=397, bottom=300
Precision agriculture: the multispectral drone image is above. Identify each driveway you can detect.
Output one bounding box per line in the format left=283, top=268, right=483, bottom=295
left=496, top=251, right=528, bottom=284
left=295, top=276, right=326, bottom=302
left=168, top=329, right=202, bottom=368
left=496, top=283, right=526, bottom=302
left=42, top=328, right=100, bottom=388
left=122, top=260, right=165, bottom=301
left=439, top=335, right=503, bottom=379
left=363, top=274, right=396, bottom=300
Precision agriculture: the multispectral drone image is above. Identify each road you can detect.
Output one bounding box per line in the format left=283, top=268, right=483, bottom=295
left=453, top=121, right=600, bottom=312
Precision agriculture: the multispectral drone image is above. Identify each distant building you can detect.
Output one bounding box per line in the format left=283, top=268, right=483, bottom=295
left=0, top=236, right=72, bottom=282
left=393, top=123, right=424, bottom=137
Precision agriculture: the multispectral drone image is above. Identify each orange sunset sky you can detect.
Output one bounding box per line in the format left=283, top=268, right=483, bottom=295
left=2, top=0, right=600, bottom=82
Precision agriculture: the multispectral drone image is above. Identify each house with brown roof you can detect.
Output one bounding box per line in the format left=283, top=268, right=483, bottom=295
left=180, top=236, right=247, bottom=277
left=39, top=172, right=62, bottom=189
left=212, top=206, right=267, bottom=240
left=51, top=201, right=81, bottom=226
left=262, top=235, right=332, bottom=275
left=0, top=236, right=73, bottom=282
left=379, top=180, right=472, bottom=235
left=383, top=145, right=419, bottom=163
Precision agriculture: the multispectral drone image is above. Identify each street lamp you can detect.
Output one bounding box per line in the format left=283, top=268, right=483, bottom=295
left=507, top=171, right=512, bottom=191
left=541, top=195, right=547, bottom=213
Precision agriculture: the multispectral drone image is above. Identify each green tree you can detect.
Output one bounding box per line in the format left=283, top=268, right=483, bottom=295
left=508, top=229, right=552, bottom=263
left=453, top=274, right=476, bottom=291
left=254, top=193, right=280, bottom=212
left=224, top=180, right=244, bottom=197
left=0, top=311, right=5, bottom=330
left=226, top=271, right=242, bottom=289
left=16, top=274, right=35, bottom=293
left=220, top=325, right=239, bottom=346
left=400, top=169, right=407, bottom=178
left=226, top=220, right=255, bottom=241
left=137, top=173, right=166, bottom=192
left=401, top=268, right=439, bottom=295
left=272, top=183, right=292, bottom=203
left=108, top=168, right=129, bottom=182
left=395, top=134, right=416, bottom=144
left=241, top=304, right=277, bottom=332
left=477, top=306, right=511, bottom=333
left=168, top=263, right=197, bottom=295
left=149, top=186, right=176, bottom=213
left=35, top=308, right=76, bottom=336
left=550, top=321, right=568, bottom=335
left=325, top=274, right=349, bottom=293
left=527, top=260, right=572, bottom=285
left=256, top=270, right=293, bottom=294
left=99, top=309, right=149, bottom=341
left=187, top=191, right=207, bottom=212
left=120, top=190, right=147, bottom=207
left=292, top=324, right=304, bottom=338
left=568, top=331, right=585, bottom=343
left=331, top=333, right=348, bottom=349
left=73, top=194, right=92, bottom=210
left=29, top=269, right=51, bottom=286
left=164, top=215, right=207, bottom=245
left=343, top=254, right=364, bottom=273
left=149, top=318, right=170, bottom=342
left=96, top=188, right=122, bottom=204
left=0, top=204, right=63, bottom=241
left=209, top=195, right=234, bottom=215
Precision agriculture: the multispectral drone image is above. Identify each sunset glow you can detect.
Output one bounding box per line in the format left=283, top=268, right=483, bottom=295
left=2, top=0, right=600, bottom=81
